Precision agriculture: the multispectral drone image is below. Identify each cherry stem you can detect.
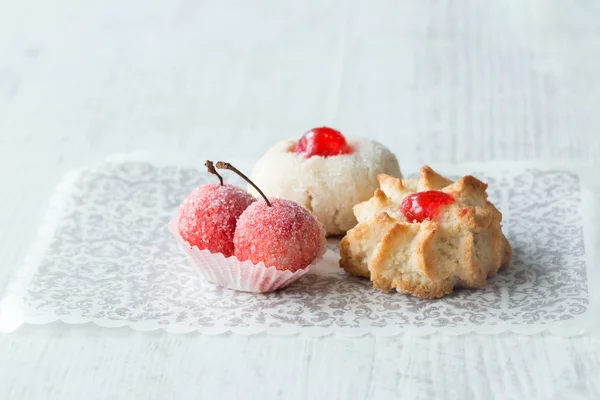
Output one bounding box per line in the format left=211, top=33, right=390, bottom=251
left=216, top=161, right=272, bottom=207
left=205, top=160, right=223, bottom=186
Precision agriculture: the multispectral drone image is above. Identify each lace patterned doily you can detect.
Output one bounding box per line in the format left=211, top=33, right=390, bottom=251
left=0, top=154, right=597, bottom=336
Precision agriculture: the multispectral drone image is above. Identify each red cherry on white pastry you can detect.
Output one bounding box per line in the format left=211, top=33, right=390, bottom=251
left=294, top=127, right=352, bottom=158
left=178, top=162, right=256, bottom=257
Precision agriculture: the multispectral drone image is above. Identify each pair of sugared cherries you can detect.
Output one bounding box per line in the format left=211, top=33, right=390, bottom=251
left=178, top=161, right=321, bottom=272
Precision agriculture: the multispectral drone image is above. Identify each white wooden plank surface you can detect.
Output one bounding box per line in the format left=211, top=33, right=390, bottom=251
left=0, top=0, right=599, bottom=399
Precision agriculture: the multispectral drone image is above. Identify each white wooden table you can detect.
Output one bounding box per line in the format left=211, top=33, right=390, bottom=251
left=1, top=1, right=599, bottom=398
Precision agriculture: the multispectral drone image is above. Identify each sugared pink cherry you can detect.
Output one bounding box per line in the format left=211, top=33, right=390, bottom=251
left=401, top=191, right=455, bottom=223
left=294, top=127, right=352, bottom=158
left=215, top=161, right=322, bottom=272
left=234, top=198, right=321, bottom=272
left=178, top=162, right=256, bottom=257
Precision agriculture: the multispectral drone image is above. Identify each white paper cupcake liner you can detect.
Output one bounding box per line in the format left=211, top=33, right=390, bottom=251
left=168, top=220, right=327, bottom=293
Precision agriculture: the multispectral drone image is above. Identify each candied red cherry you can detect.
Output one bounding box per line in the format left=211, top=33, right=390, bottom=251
left=294, top=127, right=352, bottom=158
left=401, top=191, right=455, bottom=223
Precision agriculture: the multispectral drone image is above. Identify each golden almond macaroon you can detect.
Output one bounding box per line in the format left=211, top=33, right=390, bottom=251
left=339, top=166, right=512, bottom=299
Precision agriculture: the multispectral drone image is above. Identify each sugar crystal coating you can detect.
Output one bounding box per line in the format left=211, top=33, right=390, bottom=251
left=178, top=183, right=256, bottom=257
left=234, top=198, right=322, bottom=272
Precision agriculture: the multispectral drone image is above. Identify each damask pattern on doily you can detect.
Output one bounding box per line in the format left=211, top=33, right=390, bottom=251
left=19, top=162, right=589, bottom=334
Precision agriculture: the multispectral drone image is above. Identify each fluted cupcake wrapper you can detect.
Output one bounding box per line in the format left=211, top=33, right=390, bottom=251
left=168, top=220, right=327, bottom=293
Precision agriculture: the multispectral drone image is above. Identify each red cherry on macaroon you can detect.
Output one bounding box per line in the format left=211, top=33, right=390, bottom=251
left=401, top=191, right=455, bottom=223
left=216, top=161, right=322, bottom=272
left=294, top=127, right=352, bottom=158
left=178, top=161, right=256, bottom=257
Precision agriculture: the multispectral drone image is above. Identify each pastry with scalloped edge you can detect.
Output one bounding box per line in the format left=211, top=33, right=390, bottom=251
left=339, top=166, right=512, bottom=299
